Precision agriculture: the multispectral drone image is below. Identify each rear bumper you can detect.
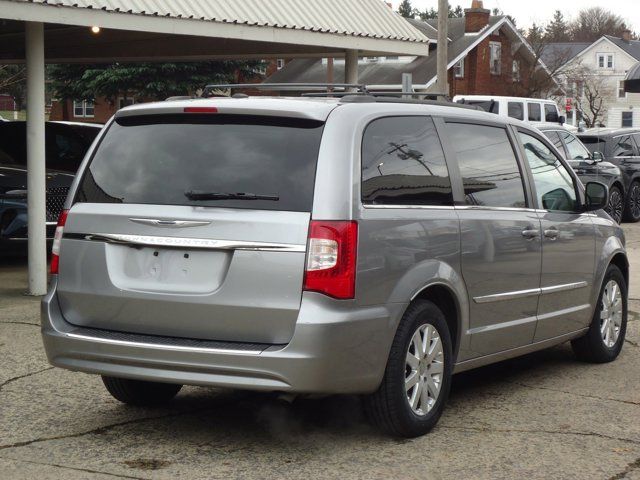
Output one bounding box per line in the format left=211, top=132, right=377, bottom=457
left=41, top=277, right=405, bottom=394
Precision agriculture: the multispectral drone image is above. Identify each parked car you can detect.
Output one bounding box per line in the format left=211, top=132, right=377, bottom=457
left=0, top=121, right=101, bottom=250
left=453, top=95, right=565, bottom=127
left=42, top=96, right=628, bottom=438
left=538, top=125, right=625, bottom=223
left=578, top=128, right=640, bottom=223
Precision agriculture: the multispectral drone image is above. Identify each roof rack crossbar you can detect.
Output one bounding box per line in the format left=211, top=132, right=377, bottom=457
left=204, top=83, right=368, bottom=92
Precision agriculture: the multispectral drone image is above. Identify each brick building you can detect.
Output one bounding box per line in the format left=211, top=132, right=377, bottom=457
left=267, top=1, right=555, bottom=98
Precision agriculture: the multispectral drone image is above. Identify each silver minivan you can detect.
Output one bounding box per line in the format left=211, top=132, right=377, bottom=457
left=42, top=94, right=629, bottom=437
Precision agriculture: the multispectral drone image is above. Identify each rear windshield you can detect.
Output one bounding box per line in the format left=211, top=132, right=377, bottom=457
left=579, top=137, right=607, bottom=155
left=76, top=114, right=324, bottom=212
left=460, top=100, right=499, bottom=114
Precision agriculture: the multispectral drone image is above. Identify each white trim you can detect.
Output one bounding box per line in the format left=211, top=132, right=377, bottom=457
left=0, top=1, right=430, bottom=57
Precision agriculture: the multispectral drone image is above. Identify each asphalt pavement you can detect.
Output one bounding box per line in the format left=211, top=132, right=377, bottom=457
left=1, top=225, right=640, bottom=480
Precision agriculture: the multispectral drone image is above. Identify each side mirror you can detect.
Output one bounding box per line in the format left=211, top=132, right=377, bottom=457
left=591, top=151, right=604, bottom=162
left=558, top=115, right=566, bottom=125
left=584, top=182, right=608, bottom=211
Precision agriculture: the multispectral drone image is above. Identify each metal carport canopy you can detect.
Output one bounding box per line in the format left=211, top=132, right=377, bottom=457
left=0, top=0, right=429, bottom=295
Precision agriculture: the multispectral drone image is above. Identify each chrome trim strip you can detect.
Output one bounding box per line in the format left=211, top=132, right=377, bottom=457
left=540, top=281, right=588, bottom=295
left=362, top=204, right=456, bottom=210
left=467, top=315, right=537, bottom=335
left=64, top=332, right=263, bottom=355
left=473, top=287, right=540, bottom=304
left=537, top=304, right=590, bottom=321
left=129, top=218, right=211, bottom=228
left=46, top=221, right=57, bottom=226
left=455, top=205, right=541, bottom=213
left=473, top=282, right=588, bottom=304
left=73, top=233, right=306, bottom=252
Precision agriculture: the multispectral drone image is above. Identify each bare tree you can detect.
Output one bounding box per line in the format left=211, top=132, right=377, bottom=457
left=565, top=65, right=614, bottom=127
left=570, top=7, right=629, bottom=42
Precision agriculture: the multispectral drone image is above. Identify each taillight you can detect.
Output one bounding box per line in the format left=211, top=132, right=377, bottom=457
left=50, top=209, right=68, bottom=275
left=303, top=221, right=358, bottom=299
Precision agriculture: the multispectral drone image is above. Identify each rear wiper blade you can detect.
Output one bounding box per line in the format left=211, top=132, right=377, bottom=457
left=185, top=191, right=279, bottom=201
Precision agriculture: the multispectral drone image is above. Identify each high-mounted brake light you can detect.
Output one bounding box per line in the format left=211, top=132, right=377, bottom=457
left=183, top=107, right=218, bottom=113
left=50, top=209, right=68, bottom=275
left=304, top=221, right=358, bottom=299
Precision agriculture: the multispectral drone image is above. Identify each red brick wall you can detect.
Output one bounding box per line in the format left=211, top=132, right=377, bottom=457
left=449, top=29, right=533, bottom=98
left=49, top=98, right=116, bottom=124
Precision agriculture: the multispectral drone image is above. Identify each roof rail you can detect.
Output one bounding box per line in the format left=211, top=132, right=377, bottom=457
left=202, top=83, right=368, bottom=97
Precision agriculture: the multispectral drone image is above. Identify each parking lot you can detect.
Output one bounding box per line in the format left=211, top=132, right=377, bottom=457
left=1, top=225, right=640, bottom=480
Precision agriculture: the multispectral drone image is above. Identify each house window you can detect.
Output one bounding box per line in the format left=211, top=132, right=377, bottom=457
left=489, top=42, right=502, bottom=75
left=619, top=81, right=627, bottom=99
left=276, top=59, right=285, bottom=70
left=454, top=58, right=465, bottom=79
left=118, top=97, right=135, bottom=110
left=622, top=111, right=633, bottom=127
left=597, top=53, right=614, bottom=69
left=73, top=100, right=94, bottom=118
left=512, top=60, right=521, bottom=83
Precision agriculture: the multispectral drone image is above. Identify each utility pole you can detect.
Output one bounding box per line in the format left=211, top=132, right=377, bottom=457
left=436, top=0, right=449, bottom=101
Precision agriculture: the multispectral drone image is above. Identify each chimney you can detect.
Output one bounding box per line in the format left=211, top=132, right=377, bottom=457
left=622, top=30, right=632, bottom=43
left=465, top=0, right=491, bottom=33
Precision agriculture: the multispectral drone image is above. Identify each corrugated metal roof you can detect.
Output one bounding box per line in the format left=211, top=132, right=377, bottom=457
left=16, top=0, right=428, bottom=43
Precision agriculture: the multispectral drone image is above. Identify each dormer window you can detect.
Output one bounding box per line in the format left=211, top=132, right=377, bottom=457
left=597, top=53, right=614, bottom=69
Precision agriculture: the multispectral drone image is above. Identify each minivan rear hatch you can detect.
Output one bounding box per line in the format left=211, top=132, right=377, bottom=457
left=56, top=112, right=325, bottom=344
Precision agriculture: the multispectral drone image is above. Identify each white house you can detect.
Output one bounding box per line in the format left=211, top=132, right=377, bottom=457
left=545, top=33, right=640, bottom=128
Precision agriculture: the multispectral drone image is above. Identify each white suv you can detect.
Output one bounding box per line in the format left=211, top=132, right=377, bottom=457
left=454, top=95, right=565, bottom=127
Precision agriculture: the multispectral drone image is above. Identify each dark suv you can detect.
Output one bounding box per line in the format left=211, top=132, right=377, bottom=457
left=578, top=128, right=640, bottom=223
left=0, top=121, right=101, bottom=250
left=539, top=126, right=625, bottom=223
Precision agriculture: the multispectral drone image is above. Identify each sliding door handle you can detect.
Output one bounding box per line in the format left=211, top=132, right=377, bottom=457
left=522, top=229, right=539, bottom=239
left=544, top=228, right=559, bottom=240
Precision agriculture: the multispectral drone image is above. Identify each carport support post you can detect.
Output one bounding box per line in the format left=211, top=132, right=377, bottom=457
left=26, top=22, right=47, bottom=296
left=345, top=49, right=359, bottom=89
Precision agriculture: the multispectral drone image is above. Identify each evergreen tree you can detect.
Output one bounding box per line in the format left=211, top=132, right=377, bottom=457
left=48, top=61, right=264, bottom=102
left=545, top=10, right=570, bottom=42
left=398, top=0, right=414, bottom=18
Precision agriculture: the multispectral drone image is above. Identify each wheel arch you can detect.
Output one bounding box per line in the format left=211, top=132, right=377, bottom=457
left=410, top=283, right=463, bottom=362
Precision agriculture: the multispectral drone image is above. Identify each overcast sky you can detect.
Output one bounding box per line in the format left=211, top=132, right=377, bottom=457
left=393, top=1, right=640, bottom=32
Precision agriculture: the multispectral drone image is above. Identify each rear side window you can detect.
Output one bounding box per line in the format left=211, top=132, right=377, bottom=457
left=579, top=136, right=607, bottom=155
left=544, top=104, right=559, bottom=123
left=447, top=123, right=526, bottom=208
left=76, top=114, right=324, bottom=212
left=612, top=135, right=635, bottom=157
left=508, top=102, right=524, bottom=120
left=528, top=103, right=542, bottom=122
left=361, top=116, right=452, bottom=206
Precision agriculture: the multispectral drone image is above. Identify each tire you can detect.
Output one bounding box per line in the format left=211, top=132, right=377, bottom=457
left=571, top=265, right=627, bottom=363
left=623, top=181, right=640, bottom=222
left=606, top=185, right=624, bottom=224
left=102, top=376, right=182, bottom=406
left=364, top=300, right=453, bottom=438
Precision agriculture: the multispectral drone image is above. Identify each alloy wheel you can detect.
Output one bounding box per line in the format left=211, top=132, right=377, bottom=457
left=606, top=188, right=623, bottom=223
left=629, top=184, right=640, bottom=220
left=600, top=280, right=623, bottom=348
left=405, top=324, right=444, bottom=416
